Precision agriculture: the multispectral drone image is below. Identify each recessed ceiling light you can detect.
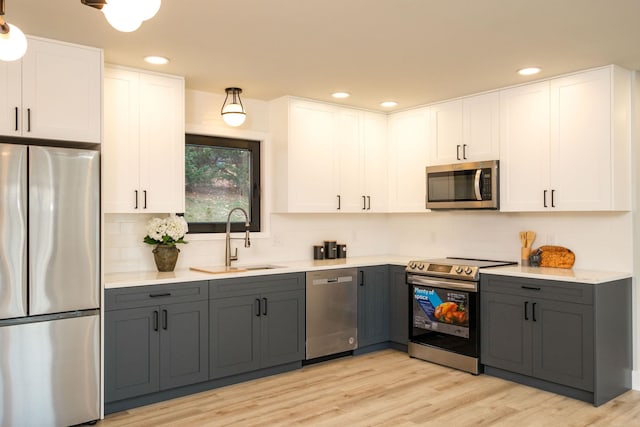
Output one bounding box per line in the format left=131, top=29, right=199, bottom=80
left=380, top=101, right=398, bottom=108
left=144, top=55, right=170, bottom=65
left=518, top=67, right=541, bottom=76
left=332, top=92, right=350, bottom=99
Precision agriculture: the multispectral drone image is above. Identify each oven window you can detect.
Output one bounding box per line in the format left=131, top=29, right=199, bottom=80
left=428, top=170, right=477, bottom=202
left=413, top=286, right=469, bottom=338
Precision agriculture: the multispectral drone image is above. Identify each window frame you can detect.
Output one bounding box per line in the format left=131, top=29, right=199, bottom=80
left=185, top=133, right=261, bottom=234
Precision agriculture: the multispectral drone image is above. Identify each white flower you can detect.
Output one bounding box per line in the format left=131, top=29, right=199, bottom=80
left=144, top=215, right=188, bottom=245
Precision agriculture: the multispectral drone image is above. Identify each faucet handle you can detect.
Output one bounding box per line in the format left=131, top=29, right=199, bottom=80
left=245, top=229, right=251, bottom=248
left=230, top=247, right=238, bottom=262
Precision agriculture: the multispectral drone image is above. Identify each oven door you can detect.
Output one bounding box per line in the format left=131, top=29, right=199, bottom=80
left=408, top=275, right=479, bottom=358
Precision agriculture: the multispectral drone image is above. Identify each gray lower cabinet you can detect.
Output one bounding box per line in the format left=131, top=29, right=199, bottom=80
left=357, top=266, right=390, bottom=347
left=105, top=282, right=209, bottom=403
left=209, top=273, right=305, bottom=379
left=480, top=274, right=631, bottom=406
left=388, top=265, right=408, bottom=345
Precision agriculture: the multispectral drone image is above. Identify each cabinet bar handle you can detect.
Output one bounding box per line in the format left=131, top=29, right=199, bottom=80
left=262, top=297, right=268, bottom=316
left=14, top=107, right=18, bottom=131
left=520, top=286, right=541, bottom=291
left=551, top=190, right=555, bottom=208
left=134, top=190, right=139, bottom=209
left=255, top=299, right=261, bottom=317
left=359, top=270, right=365, bottom=286
left=463, top=144, right=468, bottom=159
left=149, top=292, right=172, bottom=298
left=456, top=145, right=461, bottom=160
left=543, top=190, right=548, bottom=208
left=524, top=301, right=528, bottom=320
left=337, top=195, right=341, bottom=210
left=362, top=195, right=366, bottom=210
left=162, top=309, right=168, bottom=330
left=367, top=196, right=371, bottom=210
left=27, top=108, right=31, bottom=132
left=143, top=190, right=148, bottom=209
left=153, top=310, right=159, bottom=331
left=532, top=302, right=537, bottom=322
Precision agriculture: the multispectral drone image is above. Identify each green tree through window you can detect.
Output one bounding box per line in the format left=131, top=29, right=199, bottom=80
left=185, top=134, right=261, bottom=233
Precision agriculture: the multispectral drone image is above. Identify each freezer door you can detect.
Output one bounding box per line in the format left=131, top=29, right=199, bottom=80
left=29, top=146, right=100, bottom=315
left=0, top=313, right=100, bottom=426
left=0, top=143, right=27, bottom=319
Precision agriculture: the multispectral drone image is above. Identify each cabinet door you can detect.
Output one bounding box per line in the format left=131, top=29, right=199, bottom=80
left=499, top=82, right=550, bottom=212
left=336, top=108, right=363, bottom=212
left=159, top=301, right=209, bottom=390
left=209, top=295, right=260, bottom=379
left=388, top=265, right=408, bottom=345
left=357, top=266, right=390, bottom=347
left=288, top=101, right=339, bottom=212
left=21, top=38, right=102, bottom=143
left=105, top=307, right=159, bottom=402
left=260, top=290, right=305, bottom=368
left=532, top=299, right=594, bottom=391
left=362, top=112, right=388, bottom=212
left=430, top=100, right=463, bottom=165
left=480, top=292, right=532, bottom=375
left=463, top=92, right=500, bottom=162
left=138, top=73, right=185, bottom=213
left=387, top=108, right=430, bottom=212
left=550, top=68, right=611, bottom=211
left=103, top=67, right=141, bottom=213
left=0, top=60, right=21, bottom=137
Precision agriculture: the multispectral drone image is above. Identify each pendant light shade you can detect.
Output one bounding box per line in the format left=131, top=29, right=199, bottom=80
left=82, top=0, right=161, bottom=33
left=0, top=0, right=27, bottom=61
left=221, top=87, right=247, bottom=127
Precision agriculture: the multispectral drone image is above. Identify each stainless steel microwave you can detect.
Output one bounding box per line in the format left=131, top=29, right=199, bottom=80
left=425, top=160, right=499, bottom=210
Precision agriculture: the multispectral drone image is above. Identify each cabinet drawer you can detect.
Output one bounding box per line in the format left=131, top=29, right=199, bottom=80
left=481, top=275, right=593, bottom=305
left=106, top=281, right=209, bottom=311
left=210, top=273, right=305, bottom=298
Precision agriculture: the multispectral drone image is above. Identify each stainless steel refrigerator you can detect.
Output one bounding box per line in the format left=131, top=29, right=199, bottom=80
left=0, top=143, right=100, bottom=426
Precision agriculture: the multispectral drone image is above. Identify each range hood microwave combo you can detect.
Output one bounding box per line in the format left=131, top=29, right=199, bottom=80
left=426, top=160, right=499, bottom=210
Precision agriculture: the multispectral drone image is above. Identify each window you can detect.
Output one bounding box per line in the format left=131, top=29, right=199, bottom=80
left=184, top=134, right=261, bottom=233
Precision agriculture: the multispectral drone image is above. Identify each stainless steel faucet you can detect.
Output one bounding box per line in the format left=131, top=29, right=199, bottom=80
left=225, top=207, right=251, bottom=267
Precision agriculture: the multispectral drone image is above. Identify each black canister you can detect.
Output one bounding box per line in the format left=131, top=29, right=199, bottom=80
left=337, top=244, right=347, bottom=259
left=313, top=245, right=325, bottom=260
left=324, top=241, right=337, bottom=259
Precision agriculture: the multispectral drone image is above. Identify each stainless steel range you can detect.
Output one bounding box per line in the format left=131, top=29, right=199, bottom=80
left=407, top=258, right=515, bottom=374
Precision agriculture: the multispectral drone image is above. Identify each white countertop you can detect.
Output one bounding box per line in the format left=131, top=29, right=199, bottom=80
left=480, top=265, right=631, bottom=285
left=105, top=255, right=632, bottom=288
left=104, top=255, right=415, bottom=289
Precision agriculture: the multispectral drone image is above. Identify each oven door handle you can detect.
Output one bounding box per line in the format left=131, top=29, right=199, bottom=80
left=474, top=169, right=482, bottom=201
left=408, top=275, right=477, bottom=292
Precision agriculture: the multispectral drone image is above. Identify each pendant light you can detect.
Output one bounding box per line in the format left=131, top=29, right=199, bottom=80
left=221, top=88, right=247, bottom=127
left=0, top=0, right=27, bottom=62
left=81, top=0, right=161, bottom=33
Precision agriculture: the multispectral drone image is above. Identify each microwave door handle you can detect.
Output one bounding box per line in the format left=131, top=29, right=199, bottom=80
left=474, top=169, right=482, bottom=200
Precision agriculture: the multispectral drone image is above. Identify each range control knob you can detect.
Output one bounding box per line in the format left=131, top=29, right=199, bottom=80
left=465, top=267, right=473, bottom=275
left=409, top=262, right=416, bottom=269
left=455, top=266, right=463, bottom=274
left=417, top=263, right=425, bottom=270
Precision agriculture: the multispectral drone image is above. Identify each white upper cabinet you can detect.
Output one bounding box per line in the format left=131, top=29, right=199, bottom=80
left=103, top=66, right=185, bottom=213
left=387, top=107, right=430, bottom=212
left=429, top=92, right=499, bottom=165
left=0, top=36, right=102, bottom=143
left=500, top=66, right=631, bottom=212
left=270, top=97, right=388, bottom=213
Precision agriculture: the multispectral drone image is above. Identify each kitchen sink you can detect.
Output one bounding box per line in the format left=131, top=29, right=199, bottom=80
left=190, top=265, right=285, bottom=274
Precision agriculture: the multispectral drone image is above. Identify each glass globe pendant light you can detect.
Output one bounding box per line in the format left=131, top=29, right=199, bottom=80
left=221, top=87, right=247, bottom=127
left=82, top=0, right=161, bottom=33
left=0, top=0, right=27, bottom=61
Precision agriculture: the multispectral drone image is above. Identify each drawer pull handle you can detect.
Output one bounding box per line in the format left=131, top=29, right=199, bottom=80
left=149, top=292, right=172, bottom=298
left=521, top=286, right=541, bottom=291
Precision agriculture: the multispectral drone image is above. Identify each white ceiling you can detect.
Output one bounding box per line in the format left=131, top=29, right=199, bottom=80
left=7, top=0, right=640, bottom=112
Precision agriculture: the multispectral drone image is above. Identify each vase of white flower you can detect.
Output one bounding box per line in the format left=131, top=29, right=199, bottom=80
left=144, top=215, right=188, bottom=272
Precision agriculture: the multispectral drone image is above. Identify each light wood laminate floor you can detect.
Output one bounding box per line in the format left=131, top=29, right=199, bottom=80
left=99, top=349, right=640, bottom=426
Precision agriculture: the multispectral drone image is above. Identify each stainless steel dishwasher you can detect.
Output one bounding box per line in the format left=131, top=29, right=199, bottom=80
left=305, top=268, right=358, bottom=360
